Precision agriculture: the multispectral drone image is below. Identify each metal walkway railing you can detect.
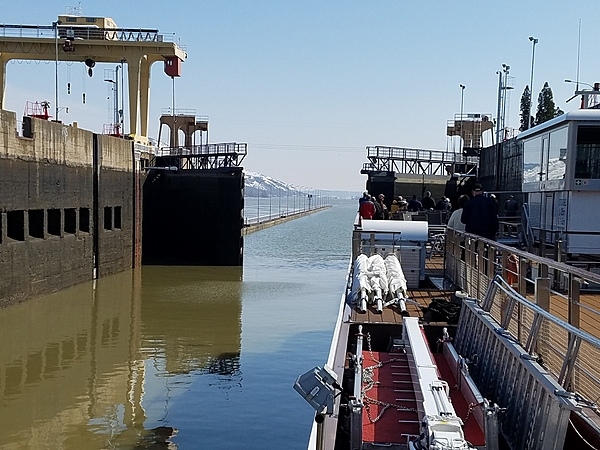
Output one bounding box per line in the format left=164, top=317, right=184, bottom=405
left=0, top=24, right=181, bottom=44
left=445, top=229, right=600, bottom=449
left=454, top=290, right=579, bottom=450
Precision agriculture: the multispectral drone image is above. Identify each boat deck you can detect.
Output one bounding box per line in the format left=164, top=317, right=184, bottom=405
left=351, top=256, right=450, bottom=323
left=350, top=255, right=485, bottom=448
left=324, top=224, right=600, bottom=450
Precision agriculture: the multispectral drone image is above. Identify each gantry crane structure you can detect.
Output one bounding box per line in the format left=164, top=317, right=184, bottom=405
left=0, top=17, right=186, bottom=143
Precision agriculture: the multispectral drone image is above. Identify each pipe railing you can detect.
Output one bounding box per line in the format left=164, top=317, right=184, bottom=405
left=444, top=229, right=600, bottom=407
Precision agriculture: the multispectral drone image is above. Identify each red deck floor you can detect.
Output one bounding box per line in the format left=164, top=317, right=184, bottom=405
left=361, top=351, right=486, bottom=447
left=361, top=350, right=420, bottom=444
left=433, top=353, right=485, bottom=447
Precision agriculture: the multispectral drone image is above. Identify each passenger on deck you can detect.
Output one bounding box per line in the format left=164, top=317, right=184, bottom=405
left=372, top=196, right=383, bottom=219
left=359, top=195, right=376, bottom=220
left=398, top=197, right=408, bottom=211
left=505, top=195, right=519, bottom=216
left=434, top=196, right=451, bottom=211
left=407, top=195, right=423, bottom=212
left=446, top=195, right=469, bottom=232
left=358, top=191, right=370, bottom=205
left=461, top=183, right=499, bottom=240
left=376, top=194, right=390, bottom=219
left=421, top=191, right=436, bottom=210
left=391, top=196, right=408, bottom=216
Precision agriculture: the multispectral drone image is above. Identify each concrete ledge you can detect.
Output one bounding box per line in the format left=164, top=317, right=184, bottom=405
left=242, top=205, right=331, bottom=235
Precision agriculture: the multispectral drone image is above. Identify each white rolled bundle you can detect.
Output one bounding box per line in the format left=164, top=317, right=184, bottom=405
left=351, top=254, right=371, bottom=311
left=367, top=254, right=388, bottom=312
left=384, top=254, right=408, bottom=299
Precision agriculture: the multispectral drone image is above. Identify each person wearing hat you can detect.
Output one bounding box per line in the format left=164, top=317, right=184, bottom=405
left=460, top=183, right=498, bottom=240
left=374, top=194, right=389, bottom=219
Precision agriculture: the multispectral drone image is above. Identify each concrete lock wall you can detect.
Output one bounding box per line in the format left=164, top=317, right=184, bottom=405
left=0, top=110, right=138, bottom=306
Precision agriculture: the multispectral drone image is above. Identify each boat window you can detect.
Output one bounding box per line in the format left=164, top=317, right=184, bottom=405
left=523, top=136, right=542, bottom=182
left=114, top=206, right=122, bottom=229
left=575, top=125, right=600, bottom=179
left=547, top=126, right=567, bottom=180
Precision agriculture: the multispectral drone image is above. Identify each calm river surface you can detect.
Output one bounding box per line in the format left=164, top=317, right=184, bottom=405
left=0, top=198, right=357, bottom=449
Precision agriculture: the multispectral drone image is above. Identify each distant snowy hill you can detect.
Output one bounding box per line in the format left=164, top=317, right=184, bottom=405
left=244, top=170, right=299, bottom=197
left=244, top=170, right=361, bottom=199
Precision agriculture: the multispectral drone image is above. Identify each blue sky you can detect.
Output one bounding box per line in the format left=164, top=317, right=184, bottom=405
left=2, top=1, right=599, bottom=191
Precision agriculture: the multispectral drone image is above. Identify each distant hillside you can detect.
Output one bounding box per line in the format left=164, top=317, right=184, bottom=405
left=244, top=170, right=360, bottom=199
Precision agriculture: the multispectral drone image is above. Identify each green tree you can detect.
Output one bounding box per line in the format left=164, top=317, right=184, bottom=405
left=519, top=85, right=532, bottom=131
left=534, top=82, right=564, bottom=126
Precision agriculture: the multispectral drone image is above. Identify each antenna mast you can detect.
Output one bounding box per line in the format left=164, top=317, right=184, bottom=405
left=576, top=19, right=582, bottom=91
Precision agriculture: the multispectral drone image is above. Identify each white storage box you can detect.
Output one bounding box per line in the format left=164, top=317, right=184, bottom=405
left=355, top=220, right=428, bottom=288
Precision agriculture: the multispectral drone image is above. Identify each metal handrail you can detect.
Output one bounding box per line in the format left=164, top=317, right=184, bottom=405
left=486, top=274, right=600, bottom=349
left=445, top=229, right=600, bottom=404
left=364, top=145, right=478, bottom=174
left=0, top=24, right=182, bottom=44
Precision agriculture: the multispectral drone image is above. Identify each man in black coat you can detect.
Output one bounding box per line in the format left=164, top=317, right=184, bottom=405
left=421, top=191, right=435, bottom=210
left=461, top=183, right=498, bottom=240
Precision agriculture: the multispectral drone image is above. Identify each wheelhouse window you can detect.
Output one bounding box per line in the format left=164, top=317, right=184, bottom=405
left=575, top=125, right=600, bottom=179
left=547, top=126, right=567, bottom=180
left=523, top=136, right=542, bottom=182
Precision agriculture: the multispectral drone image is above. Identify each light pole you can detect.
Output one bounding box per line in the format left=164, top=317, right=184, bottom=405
left=501, top=64, right=512, bottom=141
left=104, top=78, right=118, bottom=129
left=459, top=84, right=465, bottom=151
left=495, top=64, right=512, bottom=144
left=527, top=37, right=538, bottom=130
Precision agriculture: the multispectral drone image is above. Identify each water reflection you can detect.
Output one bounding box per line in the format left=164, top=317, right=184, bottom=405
left=0, top=266, right=242, bottom=449
left=0, top=200, right=357, bottom=449
left=140, top=266, right=242, bottom=378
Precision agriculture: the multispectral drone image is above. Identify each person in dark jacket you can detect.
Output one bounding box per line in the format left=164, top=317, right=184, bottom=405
left=372, top=196, right=384, bottom=219
left=421, top=191, right=435, bottom=209
left=358, top=191, right=370, bottom=205
left=505, top=195, right=519, bottom=216
left=376, top=194, right=389, bottom=219
left=407, top=195, right=422, bottom=212
left=434, top=196, right=451, bottom=211
left=461, top=183, right=499, bottom=240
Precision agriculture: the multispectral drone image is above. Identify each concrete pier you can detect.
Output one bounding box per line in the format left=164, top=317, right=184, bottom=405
left=242, top=206, right=331, bottom=235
